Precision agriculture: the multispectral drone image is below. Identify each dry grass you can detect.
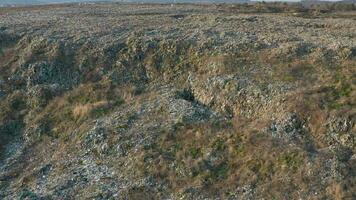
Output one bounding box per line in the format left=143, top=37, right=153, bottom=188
left=25, top=81, right=126, bottom=140
left=0, top=4, right=355, bottom=198
left=136, top=119, right=313, bottom=198
left=72, top=100, right=109, bottom=120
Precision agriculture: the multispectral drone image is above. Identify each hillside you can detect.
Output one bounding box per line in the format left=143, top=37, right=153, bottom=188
left=0, top=3, right=355, bottom=199
left=1, top=0, right=251, bottom=6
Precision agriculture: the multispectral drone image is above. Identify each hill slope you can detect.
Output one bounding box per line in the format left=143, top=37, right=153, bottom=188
left=0, top=3, right=355, bottom=199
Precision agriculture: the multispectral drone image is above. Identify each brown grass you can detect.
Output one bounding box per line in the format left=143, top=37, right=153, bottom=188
left=72, top=100, right=109, bottom=120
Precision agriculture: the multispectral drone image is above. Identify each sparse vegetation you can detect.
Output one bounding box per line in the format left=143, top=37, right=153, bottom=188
left=278, top=151, right=303, bottom=171
left=0, top=2, right=355, bottom=200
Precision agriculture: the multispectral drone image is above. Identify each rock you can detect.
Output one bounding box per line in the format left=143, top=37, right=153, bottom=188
left=268, top=113, right=304, bottom=140
left=265, top=113, right=315, bottom=151
left=26, top=84, right=62, bottom=109
left=24, top=61, right=79, bottom=89
left=325, top=116, right=355, bottom=150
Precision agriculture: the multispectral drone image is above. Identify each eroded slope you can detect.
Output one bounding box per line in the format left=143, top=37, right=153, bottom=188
left=0, top=4, right=355, bottom=199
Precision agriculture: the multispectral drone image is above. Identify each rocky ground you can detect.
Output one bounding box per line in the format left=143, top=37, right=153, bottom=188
left=0, top=3, right=355, bottom=200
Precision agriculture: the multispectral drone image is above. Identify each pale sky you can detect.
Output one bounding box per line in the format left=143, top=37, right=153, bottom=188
left=254, top=0, right=341, bottom=1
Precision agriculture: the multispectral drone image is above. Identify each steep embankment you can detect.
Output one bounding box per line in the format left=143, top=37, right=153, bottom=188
left=0, top=4, right=355, bottom=199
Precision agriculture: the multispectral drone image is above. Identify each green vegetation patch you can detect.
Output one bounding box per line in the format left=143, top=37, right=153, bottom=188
left=277, top=151, right=303, bottom=171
